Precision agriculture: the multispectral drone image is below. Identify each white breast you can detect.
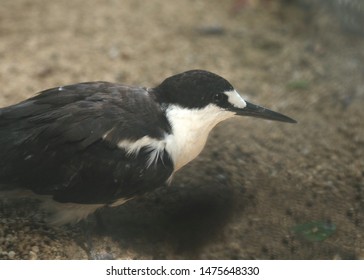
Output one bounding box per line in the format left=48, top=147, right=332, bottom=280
left=165, top=104, right=234, bottom=171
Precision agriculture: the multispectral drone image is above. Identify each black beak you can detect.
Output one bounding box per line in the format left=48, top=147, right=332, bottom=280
left=235, top=101, right=297, bottom=123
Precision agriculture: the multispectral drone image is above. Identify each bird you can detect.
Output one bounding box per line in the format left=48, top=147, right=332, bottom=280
left=0, top=69, right=296, bottom=225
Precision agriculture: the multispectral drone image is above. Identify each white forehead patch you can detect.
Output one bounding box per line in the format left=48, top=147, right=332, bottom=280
left=224, top=89, right=247, bottom=109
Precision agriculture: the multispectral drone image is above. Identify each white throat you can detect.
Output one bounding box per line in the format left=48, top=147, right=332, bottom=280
left=165, top=104, right=234, bottom=171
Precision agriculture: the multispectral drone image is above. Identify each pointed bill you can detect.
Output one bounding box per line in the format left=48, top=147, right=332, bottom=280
left=234, top=101, right=297, bottom=123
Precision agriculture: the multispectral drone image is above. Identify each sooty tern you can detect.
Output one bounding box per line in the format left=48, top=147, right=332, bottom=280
left=0, top=70, right=296, bottom=224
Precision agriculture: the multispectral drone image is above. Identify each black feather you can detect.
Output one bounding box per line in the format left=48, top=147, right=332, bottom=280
left=0, top=82, right=173, bottom=204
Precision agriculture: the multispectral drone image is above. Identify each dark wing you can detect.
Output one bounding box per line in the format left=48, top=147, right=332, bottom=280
left=0, top=82, right=173, bottom=204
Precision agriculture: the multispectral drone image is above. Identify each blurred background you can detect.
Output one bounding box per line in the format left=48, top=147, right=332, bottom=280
left=0, top=0, right=363, bottom=259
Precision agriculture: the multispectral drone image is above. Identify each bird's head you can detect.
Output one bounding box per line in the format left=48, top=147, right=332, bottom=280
left=152, top=70, right=296, bottom=124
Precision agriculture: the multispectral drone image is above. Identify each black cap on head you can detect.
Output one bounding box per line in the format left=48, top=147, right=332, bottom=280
left=152, top=69, right=297, bottom=123
left=153, top=70, right=234, bottom=109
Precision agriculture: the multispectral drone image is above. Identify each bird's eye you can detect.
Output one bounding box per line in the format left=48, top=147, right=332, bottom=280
left=213, top=93, right=224, bottom=103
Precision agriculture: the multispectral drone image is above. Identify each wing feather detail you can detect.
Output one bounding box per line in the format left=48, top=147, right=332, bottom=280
left=0, top=82, right=173, bottom=204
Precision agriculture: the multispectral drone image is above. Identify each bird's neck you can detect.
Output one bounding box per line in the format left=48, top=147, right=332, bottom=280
left=164, top=104, right=234, bottom=171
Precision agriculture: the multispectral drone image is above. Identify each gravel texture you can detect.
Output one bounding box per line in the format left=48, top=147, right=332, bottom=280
left=0, top=0, right=363, bottom=259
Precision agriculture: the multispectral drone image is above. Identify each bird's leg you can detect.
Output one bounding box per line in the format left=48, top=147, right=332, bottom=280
left=94, top=209, right=108, bottom=233
left=76, top=218, right=95, bottom=259
left=76, top=213, right=115, bottom=260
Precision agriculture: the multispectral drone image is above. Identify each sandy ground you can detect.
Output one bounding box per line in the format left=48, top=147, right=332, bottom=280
left=0, top=0, right=363, bottom=259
